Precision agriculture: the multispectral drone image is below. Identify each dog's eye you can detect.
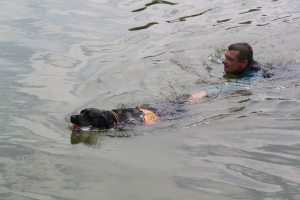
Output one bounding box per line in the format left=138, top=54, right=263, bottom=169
left=84, top=113, right=91, bottom=120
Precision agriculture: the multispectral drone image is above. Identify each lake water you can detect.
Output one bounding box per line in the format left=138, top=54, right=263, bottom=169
left=1, top=0, right=300, bottom=199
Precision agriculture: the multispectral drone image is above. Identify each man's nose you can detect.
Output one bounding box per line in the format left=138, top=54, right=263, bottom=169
left=222, top=57, right=226, bottom=64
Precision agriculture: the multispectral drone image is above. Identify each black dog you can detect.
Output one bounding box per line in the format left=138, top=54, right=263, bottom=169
left=70, top=107, right=161, bottom=131
left=70, top=99, right=187, bottom=131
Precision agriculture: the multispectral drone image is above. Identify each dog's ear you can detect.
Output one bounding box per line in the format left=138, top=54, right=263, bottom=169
left=98, top=115, right=110, bottom=129
left=103, top=111, right=120, bottom=129
left=80, top=109, right=88, bottom=114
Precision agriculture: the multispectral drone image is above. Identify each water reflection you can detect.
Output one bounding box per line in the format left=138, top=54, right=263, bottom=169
left=257, top=144, right=300, bottom=156
left=129, top=22, right=158, bottom=31
left=70, top=131, right=105, bottom=147
left=239, top=21, right=252, bottom=25
left=186, top=144, right=300, bottom=166
left=1, top=0, right=300, bottom=199
left=239, top=7, right=261, bottom=14
left=132, top=0, right=178, bottom=12
left=166, top=8, right=214, bottom=23
left=173, top=175, right=300, bottom=199
left=70, top=129, right=140, bottom=146
left=226, top=164, right=300, bottom=199
left=216, top=18, right=231, bottom=23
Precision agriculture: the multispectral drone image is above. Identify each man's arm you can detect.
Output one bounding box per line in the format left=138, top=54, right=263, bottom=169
left=189, top=72, right=264, bottom=100
left=189, top=91, right=207, bottom=100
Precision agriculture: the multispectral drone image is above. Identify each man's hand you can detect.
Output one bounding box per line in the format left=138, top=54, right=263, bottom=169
left=189, top=91, right=207, bottom=100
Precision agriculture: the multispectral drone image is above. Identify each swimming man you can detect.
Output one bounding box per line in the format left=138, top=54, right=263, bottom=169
left=190, top=42, right=270, bottom=99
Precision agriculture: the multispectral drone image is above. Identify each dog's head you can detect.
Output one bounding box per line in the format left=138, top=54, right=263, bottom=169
left=70, top=108, right=115, bottom=130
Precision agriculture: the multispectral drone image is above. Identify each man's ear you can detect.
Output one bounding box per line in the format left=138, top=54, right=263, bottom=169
left=241, top=60, right=248, bottom=68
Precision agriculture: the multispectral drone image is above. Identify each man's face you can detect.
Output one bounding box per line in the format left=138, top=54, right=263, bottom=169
left=222, top=50, right=248, bottom=74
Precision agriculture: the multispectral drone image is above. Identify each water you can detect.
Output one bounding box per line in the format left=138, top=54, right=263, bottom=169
left=1, top=0, right=300, bottom=199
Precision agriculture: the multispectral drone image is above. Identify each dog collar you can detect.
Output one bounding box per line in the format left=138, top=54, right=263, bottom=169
left=110, top=110, right=120, bottom=128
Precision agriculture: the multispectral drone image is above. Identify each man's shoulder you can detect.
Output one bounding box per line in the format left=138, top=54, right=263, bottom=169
left=248, top=60, right=263, bottom=72
left=247, top=60, right=271, bottom=78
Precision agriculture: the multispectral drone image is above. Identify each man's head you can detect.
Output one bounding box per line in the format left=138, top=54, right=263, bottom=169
left=222, top=42, right=253, bottom=74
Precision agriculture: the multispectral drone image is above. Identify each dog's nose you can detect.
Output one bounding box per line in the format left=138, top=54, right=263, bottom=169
left=70, top=115, right=76, bottom=123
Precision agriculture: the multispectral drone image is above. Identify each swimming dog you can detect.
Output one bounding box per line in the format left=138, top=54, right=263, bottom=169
left=70, top=99, right=187, bottom=131
left=70, top=107, right=161, bottom=131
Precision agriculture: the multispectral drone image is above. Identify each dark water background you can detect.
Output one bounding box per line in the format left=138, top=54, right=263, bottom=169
left=1, top=0, right=300, bottom=199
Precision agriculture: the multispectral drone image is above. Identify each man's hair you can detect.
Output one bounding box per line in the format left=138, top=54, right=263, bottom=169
left=228, top=43, right=253, bottom=63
